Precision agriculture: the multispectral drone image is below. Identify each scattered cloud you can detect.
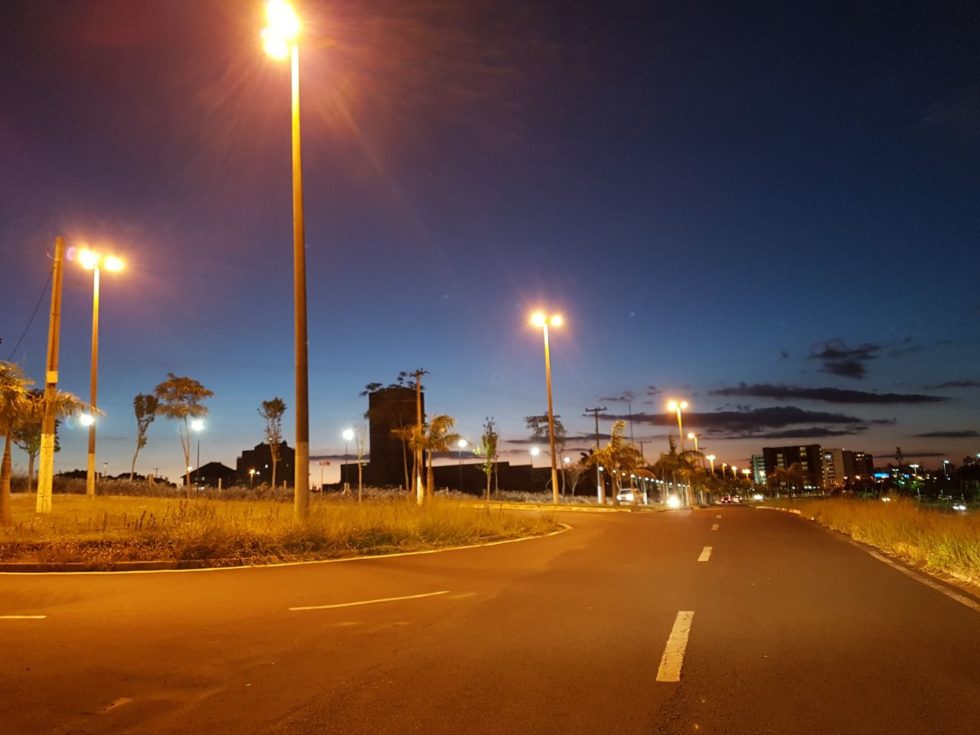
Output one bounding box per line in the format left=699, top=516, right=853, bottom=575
left=809, top=339, right=880, bottom=380
left=742, top=427, right=866, bottom=439
left=599, top=391, right=634, bottom=403
left=780, top=349, right=790, bottom=359
left=887, top=338, right=922, bottom=358
left=710, top=383, right=944, bottom=405
left=504, top=434, right=605, bottom=445
left=602, top=406, right=865, bottom=439
left=925, top=380, right=980, bottom=390
left=911, top=430, right=980, bottom=439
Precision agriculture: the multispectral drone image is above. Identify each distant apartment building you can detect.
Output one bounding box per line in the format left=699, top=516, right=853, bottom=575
left=761, top=444, right=823, bottom=489
left=823, top=448, right=845, bottom=488
left=842, top=450, right=874, bottom=479
left=236, top=441, right=295, bottom=487
left=750, top=455, right=766, bottom=485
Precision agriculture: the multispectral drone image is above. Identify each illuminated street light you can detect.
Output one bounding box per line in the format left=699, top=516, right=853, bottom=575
left=249, top=468, right=257, bottom=488
left=262, top=0, right=310, bottom=518
left=530, top=310, right=563, bottom=505
left=706, top=454, right=716, bottom=475
left=79, top=413, right=95, bottom=427
left=342, top=427, right=355, bottom=492
left=191, top=418, right=204, bottom=489
left=77, top=246, right=125, bottom=499
left=666, top=399, right=689, bottom=451
left=457, top=438, right=468, bottom=492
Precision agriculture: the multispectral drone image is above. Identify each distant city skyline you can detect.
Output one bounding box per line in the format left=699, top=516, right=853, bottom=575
left=2, top=1, right=978, bottom=482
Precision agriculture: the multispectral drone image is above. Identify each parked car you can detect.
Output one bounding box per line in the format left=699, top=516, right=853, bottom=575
left=616, top=488, right=636, bottom=504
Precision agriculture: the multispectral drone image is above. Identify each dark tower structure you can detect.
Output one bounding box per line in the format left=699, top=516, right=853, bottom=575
left=365, top=385, right=423, bottom=487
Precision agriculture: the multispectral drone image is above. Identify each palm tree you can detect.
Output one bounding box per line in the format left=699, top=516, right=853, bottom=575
left=410, top=415, right=460, bottom=500
left=582, top=421, right=644, bottom=503
left=13, top=389, right=88, bottom=494
left=652, top=436, right=703, bottom=505
left=1, top=362, right=32, bottom=525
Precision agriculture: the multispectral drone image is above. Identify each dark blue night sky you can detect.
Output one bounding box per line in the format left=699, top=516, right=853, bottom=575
left=2, top=0, right=979, bottom=482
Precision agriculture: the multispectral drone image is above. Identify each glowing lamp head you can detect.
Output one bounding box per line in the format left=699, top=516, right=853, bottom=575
left=666, top=495, right=681, bottom=509
left=262, top=0, right=300, bottom=59
left=687, top=432, right=696, bottom=439
left=78, top=248, right=100, bottom=270
left=457, top=438, right=468, bottom=449
left=667, top=399, right=688, bottom=412
left=530, top=446, right=540, bottom=457
left=342, top=428, right=355, bottom=442
left=103, top=255, right=125, bottom=272
left=79, top=413, right=95, bottom=427
left=706, top=454, right=716, bottom=462
left=190, top=418, right=205, bottom=432
left=530, top=311, right=562, bottom=328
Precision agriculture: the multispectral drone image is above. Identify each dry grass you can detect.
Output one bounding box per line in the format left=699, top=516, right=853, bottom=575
left=773, top=497, right=980, bottom=587
left=0, top=494, right=561, bottom=568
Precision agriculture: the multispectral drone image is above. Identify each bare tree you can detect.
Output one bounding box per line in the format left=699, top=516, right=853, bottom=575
left=259, top=397, right=287, bottom=488
left=475, top=417, right=499, bottom=502
left=130, top=393, right=158, bottom=480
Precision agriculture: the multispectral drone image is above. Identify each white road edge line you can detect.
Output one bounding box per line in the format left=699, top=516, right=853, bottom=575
left=716, top=514, right=722, bottom=519
left=698, top=546, right=712, bottom=562
left=711, top=523, right=719, bottom=531
left=757, top=508, right=980, bottom=614
left=859, top=547, right=980, bottom=613
left=289, top=590, right=450, bottom=612
left=0, top=615, right=47, bottom=620
left=656, top=610, right=695, bottom=682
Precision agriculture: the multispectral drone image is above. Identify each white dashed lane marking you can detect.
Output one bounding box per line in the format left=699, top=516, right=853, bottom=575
left=0, top=615, right=47, bottom=620
left=698, top=546, right=712, bottom=562
left=711, top=523, right=719, bottom=531
left=656, top=611, right=695, bottom=682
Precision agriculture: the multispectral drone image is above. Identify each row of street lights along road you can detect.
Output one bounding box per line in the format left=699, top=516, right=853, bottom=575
left=34, top=2, right=724, bottom=513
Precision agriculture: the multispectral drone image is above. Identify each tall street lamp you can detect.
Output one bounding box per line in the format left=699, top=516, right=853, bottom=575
left=457, top=438, right=468, bottom=493
left=77, top=247, right=124, bottom=498
left=530, top=310, right=563, bottom=504
left=191, top=418, right=204, bottom=488
left=262, top=0, right=310, bottom=519
left=667, top=399, right=689, bottom=452
left=706, top=454, right=716, bottom=476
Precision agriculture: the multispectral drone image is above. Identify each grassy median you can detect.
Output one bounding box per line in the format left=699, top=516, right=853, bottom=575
left=770, top=497, right=980, bottom=588
left=0, top=494, right=561, bottom=568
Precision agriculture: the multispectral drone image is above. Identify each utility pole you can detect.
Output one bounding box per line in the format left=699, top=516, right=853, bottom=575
left=585, top=406, right=606, bottom=449
left=411, top=369, right=428, bottom=504
left=36, top=237, right=65, bottom=514
left=585, top=406, right=606, bottom=504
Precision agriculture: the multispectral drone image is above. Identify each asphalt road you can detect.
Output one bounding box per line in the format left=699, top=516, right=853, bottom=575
left=1, top=507, right=978, bottom=734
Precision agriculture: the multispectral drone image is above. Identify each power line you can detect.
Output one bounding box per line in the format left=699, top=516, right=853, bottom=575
left=5, top=270, right=52, bottom=362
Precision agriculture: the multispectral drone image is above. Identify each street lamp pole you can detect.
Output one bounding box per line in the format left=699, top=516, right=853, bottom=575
left=190, top=418, right=204, bottom=488
left=457, top=438, right=467, bottom=493
left=85, top=263, right=99, bottom=498
left=667, top=399, right=689, bottom=452
left=78, top=248, right=124, bottom=499
left=263, top=0, right=309, bottom=519
left=531, top=311, right=563, bottom=505
left=342, top=428, right=354, bottom=494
